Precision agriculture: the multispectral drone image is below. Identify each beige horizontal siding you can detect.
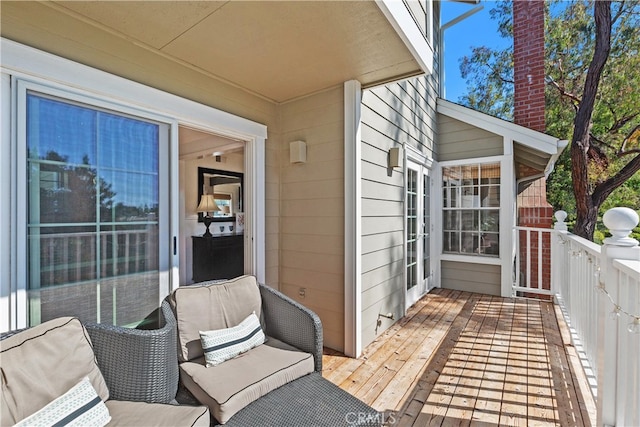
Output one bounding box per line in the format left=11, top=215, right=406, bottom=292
left=437, top=115, right=503, bottom=161
left=441, top=260, right=501, bottom=296
left=360, top=58, right=438, bottom=348
left=279, top=86, right=345, bottom=352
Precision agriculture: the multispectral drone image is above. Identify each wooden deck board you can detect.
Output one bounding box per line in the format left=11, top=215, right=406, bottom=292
left=323, top=289, right=595, bottom=426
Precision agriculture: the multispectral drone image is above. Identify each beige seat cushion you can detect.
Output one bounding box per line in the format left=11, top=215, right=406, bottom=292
left=170, top=275, right=262, bottom=362
left=105, top=400, right=209, bottom=427
left=180, top=337, right=314, bottom=424
left=0, top=317, right=109, bottom=425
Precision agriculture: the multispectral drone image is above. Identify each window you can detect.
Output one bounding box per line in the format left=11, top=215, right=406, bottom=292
left=442, top=162, right=500, bottom=256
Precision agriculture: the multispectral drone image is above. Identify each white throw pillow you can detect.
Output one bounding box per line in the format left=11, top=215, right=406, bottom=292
left=199, top=312, right=265, bottom=367
left=15, top=377, right=111, bottom=427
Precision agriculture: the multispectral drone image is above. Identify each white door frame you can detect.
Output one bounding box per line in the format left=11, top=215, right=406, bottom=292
left=405, top=147, right=434, bottom=310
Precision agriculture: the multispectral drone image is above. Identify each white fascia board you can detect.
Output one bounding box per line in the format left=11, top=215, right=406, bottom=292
left=376, top=0, right=433, bottom=75
left=436, top=98, right=559, bottom=154
left=0, top=38, right=267, bottom=141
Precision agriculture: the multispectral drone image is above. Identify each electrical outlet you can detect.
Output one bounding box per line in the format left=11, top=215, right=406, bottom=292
left=299, top=287, right=306, bottom=298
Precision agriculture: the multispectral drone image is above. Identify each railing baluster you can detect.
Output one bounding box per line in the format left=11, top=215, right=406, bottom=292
left=537, top=230, right=543, bottom=290
left=526, top=230, right=531, bottom=290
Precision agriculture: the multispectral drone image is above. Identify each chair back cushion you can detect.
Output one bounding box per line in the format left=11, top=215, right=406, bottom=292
left=170, top=275, right=262, bottom=362
left=0, top=317, right=110, bottom=425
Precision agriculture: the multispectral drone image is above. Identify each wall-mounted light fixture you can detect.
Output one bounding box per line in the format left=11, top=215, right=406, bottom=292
left=290, top=140, right=307, bottom=164
left=388, top=146, right=403, bottom=168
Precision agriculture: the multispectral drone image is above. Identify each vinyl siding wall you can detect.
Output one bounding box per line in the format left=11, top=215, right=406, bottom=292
left=359, top=1, right=440, bottom=349
left=437, top=115, right=503, bottom=161
left=279, top=86, right=345, bottom=351
left=441, top=261, right=501, bottom=296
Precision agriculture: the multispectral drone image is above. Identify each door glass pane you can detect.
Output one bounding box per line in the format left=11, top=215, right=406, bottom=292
left=27, top=93, right=161, bottom=327
left=423, top=174, right=430, bottom=281
left=407, top=169, right=417, bottom=290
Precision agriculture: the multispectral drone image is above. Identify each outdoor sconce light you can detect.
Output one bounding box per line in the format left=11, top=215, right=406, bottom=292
left=290, top=140, right=307, bottom=164
left=388, top=146, right=403, bottom=168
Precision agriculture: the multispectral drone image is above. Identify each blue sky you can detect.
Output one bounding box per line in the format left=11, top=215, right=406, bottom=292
left=441, top=1, right=512, bottom=102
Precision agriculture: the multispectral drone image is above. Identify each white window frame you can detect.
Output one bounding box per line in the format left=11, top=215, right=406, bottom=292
left=1, top=38, right=267, bottom=331
left=438, top=155, right=508, bottom=268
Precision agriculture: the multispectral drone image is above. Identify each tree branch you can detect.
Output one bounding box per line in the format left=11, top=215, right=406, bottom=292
left=611, top=0, right=627, bottom=24
left=592, top=152, right=640, bottom=206
left=589, top=133, right=617, bottom=152
left=608, top=112, right=639, bottom=134
left=620, top=123, right=640, bottom=154
left=618, top=149, right=640, bottom=157
left=547, top=77, right=582, bottom=105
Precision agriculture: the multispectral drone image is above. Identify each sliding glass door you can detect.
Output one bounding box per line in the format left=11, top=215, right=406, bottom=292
left=23, top=89, right=169, bottom=327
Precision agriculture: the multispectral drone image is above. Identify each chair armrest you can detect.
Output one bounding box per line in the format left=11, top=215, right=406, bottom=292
left=259, top=284, right=323, bottom=372
left=84, top=300, right=179, bottom=403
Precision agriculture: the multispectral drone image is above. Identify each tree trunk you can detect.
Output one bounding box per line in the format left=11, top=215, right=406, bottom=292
left=570, top=1, right=612, bottom=240
left=572, top=202, right=598, bottom=239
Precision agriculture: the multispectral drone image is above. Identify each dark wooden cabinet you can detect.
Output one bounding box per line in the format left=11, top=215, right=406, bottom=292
left=192, top=234, right=244, bottom=282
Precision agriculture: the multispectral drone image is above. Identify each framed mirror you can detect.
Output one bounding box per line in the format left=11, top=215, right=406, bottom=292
left=197, top=167, right=243, bottom=223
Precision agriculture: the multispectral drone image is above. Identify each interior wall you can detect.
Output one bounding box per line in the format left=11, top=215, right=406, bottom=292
left=180, top=153, right=244, bottom=285
left=278, top=86, right=346, bottom=351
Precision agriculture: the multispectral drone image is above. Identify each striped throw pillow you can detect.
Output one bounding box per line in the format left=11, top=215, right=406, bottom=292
left=15, top=377, right=111, bottom=427
left=200, top=312, right=265, bottom=367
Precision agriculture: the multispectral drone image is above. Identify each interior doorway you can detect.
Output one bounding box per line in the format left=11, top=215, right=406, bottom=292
left=178, top=126, right=247, bottom=285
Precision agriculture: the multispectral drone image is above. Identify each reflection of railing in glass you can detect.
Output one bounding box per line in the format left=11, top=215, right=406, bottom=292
left=37, top=229, right=159, bottom=286
left=31, top=229, right=160, bottom=327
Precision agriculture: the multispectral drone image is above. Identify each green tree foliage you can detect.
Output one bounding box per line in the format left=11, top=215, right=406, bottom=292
left=458, top=0, right=640, bottom=241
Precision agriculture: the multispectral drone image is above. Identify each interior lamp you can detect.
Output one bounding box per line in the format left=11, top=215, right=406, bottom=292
left=197, top=194, right=218, bottom=237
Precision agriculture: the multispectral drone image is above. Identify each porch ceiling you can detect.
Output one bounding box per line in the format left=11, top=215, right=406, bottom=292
left=1, top=1, right=423, bottom=103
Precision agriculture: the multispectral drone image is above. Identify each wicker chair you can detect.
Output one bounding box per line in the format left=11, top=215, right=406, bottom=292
left=258, top=283, right=323, bottom=372
left=84, top=300, right=179, bottom=404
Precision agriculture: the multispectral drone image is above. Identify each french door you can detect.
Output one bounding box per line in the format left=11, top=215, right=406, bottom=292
left=406, top=160, right=432, bottom=309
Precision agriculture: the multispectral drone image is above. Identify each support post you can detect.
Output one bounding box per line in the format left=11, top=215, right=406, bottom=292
left=551, top=210, right=568, bottom=297
left=597, top=207, right=640, bottom=427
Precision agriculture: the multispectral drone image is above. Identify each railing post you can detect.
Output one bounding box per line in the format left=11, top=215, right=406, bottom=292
left=551, top=210, right=567, bottom=297
left=597, top=207, right=640, bottom=427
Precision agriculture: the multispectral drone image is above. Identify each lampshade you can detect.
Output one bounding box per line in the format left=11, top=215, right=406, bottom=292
left=197, top=194, right=219, bottom=213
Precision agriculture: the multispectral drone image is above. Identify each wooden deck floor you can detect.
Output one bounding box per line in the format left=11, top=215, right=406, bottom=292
left=323, top=288, right=595, bottom=427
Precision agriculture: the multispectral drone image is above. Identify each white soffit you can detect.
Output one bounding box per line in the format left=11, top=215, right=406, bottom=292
left=3, top=1, right=422, bottom=103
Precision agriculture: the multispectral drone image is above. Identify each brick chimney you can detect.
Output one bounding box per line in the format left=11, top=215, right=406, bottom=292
left=513, top=0, right=545, bottom=132
left=513, top=0, right=552, bottom=297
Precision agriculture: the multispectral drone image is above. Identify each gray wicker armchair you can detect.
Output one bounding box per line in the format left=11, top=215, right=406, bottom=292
left=84, top=300, right=179, bottom=404
left=258, top=283, right=323, bottom=372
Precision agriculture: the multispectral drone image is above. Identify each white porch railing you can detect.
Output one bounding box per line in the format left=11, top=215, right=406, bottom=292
left=515, top=207, right=640, bottom=427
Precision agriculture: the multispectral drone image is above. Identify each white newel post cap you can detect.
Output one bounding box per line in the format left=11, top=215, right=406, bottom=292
left=554, top=210, right=568, bottom=231
left=602, top=207, right=639, bottom=247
